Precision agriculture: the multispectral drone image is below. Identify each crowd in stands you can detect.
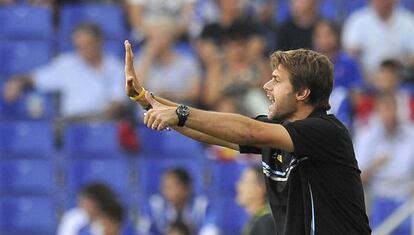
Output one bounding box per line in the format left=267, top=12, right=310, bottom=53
left=1, top=0, right=414, bottom=234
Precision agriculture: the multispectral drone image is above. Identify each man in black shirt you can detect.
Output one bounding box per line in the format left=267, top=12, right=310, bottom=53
left=124, top=41, right=371, bottom=234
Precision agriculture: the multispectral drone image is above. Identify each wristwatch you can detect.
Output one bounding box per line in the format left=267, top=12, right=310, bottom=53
left=176, top=104, right=190, bottom=127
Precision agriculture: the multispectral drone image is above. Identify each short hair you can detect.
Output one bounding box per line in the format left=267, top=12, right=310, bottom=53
left=100, top=198, right=124, bottom=224
left=315, top=19, right=342, bottom=46
left=224, top=21, right=251, bottom=43
left=73, top=22, right=103, bottom=40
left=165, top=168, right=192, bottom=189
left=79, top=182, right=117, bottom=211
left=379, top=59, right=402, bottom=73
left=270, top=49, right=334, bottom=110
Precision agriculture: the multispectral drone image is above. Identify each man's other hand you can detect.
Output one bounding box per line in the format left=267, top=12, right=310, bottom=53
left=143, top=91, right=178, bottom=131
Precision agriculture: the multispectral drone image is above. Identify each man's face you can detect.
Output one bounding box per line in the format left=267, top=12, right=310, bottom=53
left=236, top=169, right=263, bottom=207
left=161, top=173, right=189, bottom=207
left=372, top=0, right=396, bottom=15
left=374, top=68, right=400, bottom=93
left=313, top=22, right=337, bottom=54
left=78, top=196, right=100, bottom=220
left=73, top=30, right=101, bottom=62
left=263, top=65, right=298, bottom=120
left=290, top=0, right=317, bottom=18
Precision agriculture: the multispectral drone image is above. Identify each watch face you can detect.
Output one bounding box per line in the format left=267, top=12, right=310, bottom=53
left=177, top=105, right=190, bottom=117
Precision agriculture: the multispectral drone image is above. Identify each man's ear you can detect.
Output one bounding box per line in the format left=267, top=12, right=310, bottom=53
left=296, top=87, right=311, bottom=102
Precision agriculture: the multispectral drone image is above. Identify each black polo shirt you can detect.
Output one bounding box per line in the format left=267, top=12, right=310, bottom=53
left=240, top=110, right=371, bottom=235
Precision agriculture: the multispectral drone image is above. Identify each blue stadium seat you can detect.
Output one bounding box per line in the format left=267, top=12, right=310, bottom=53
left=208, top=161, right=251, bottom=197
left=65, top=158, right=131, bottom=196
left=0, top=196, right=57, bottom=235
left=400, top=0, right=414, bottom=11
left=0, top=121, right=54, bottom=156
left=209, top=197, right=248, bottom=235
left=0, top=6, right=53, bottom=40
left=343, top=0, right=368, bottom=16
left=138, top=126, right=205, bottom=157
left=0, top=92, right=57, bottom=121
left=0, top=41, right=53, bottom=77
left=104, top=40, right=125, bottom=58
left=137, top=157, right=205, bottom=196
left=58, top=4, right=127, bottom=51
left=0, top=159, right=55, bottom=194
left=64, top=122, right=123, bottom=157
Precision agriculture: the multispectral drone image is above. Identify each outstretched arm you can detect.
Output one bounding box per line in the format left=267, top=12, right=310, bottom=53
left=124, top=40, right=238, bottom=150
left=143, top=92, right=294, bottom=152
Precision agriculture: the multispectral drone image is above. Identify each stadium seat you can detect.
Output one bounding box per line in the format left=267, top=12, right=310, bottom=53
left=0, top=41, right=53, bottom=77
left=208, top=160, right=251, bottom=197
left=0, top=159, right=55, bottom=194
left=343, top=0, right=369, bottom=16
left=0, top=92, right=57, bottom=121
left=104, top=40, right=125, bottom=58
left=0, top=196, right=57, bottom=235
left=64, top=122, right=123, bottom=157
left=58, top=4, right=127, bottom=51
left=138, top=126, right=205, bottom=157
left=65, top=158, right=131, bottom=196
left=0, top=6, right=53, bottom=40
left=209, top=197, right=248, bottom=235
left=137, top=157, right=206, bottom=196
left=0, top=121, right=54, bottom=156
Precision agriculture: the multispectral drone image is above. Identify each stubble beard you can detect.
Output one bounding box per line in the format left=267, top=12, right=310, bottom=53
left=269, top=92, right=297, bottom=122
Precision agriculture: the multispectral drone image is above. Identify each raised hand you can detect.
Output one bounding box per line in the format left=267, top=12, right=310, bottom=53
left=124, top=40, right=142, bottom=97
left=143, top=91, right=178, bottom=131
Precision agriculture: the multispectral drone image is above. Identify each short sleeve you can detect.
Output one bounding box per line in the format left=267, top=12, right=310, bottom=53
left=239, top=115, right=275, bottom=154
left=342, top=13, right=364, bottom=51
left=283, top=116, right=344, bottom=160
left=239, top=145, right=261, bottom=154
left=106, top=57, right=125, bottom=103
left=32, top=56, right=67, bottom=92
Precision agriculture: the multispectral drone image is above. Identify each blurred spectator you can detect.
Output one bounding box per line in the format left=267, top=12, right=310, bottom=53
left=137, top=168, right=216, bottom=235
left=236, top=166, right=276, bottom=235
left=244, top=0, right=276, bottom=24
left=203, top=22, right=269, bottom=116
left=354, top=93, right=414, bottom=235
left=3, top=23, right=125, bottom=121
left=312, top=19, right=365, bottom=128
left=166, top=221, right=191, bottom=235
left=356, top=59, right=412, bottom=125
left=277, top=0, right=320, bottom=50
left=126, top=0, right=194, bottom=42
left=198, top=0, right=266, bottom=64
left=134, top=17, right=201, bottom=106
left=57, top=183, right=117, bottom=235
left=243, top=0, right=278, bottom=54
left=79, top=195, right=136, bottom=235
left=342, top=0, right=414, bottom=81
